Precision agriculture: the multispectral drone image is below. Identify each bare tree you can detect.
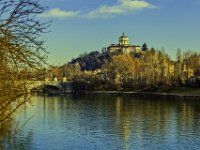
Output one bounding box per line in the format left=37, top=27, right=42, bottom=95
left=0, top=0, right=49, bottom=135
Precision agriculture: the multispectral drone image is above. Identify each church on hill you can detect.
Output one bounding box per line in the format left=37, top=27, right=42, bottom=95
left=107, top=33, right=141, bottom=55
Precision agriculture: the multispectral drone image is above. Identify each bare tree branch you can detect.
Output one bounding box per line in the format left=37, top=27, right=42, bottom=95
left=0, top=0, right=49, bottom=135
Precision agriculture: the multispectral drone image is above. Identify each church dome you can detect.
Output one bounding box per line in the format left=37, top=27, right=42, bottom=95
left=119, top=33, right=128, bottom=39
left=119, top=33, right=129, bottom=46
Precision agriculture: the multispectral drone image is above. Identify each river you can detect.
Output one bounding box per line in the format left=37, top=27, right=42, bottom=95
left=1, top=94, right=200, bottom=150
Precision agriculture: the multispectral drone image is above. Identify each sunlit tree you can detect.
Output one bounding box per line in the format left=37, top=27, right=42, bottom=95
left=102, top=54, right=137, bottom=89
left=0, top=0, right=49, bottom=134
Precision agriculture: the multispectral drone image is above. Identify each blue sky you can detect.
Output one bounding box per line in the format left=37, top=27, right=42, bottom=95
left=39, top=0, right=200, bottom=65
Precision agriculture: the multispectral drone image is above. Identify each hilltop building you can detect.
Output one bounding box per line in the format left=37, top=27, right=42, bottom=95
left=107, top=33, right=141, bottom=55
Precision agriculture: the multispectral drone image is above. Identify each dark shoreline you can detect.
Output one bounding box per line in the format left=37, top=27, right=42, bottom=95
left=34, top=90, right=200, bottom=99
left=92, top=91, right=200, bottom=98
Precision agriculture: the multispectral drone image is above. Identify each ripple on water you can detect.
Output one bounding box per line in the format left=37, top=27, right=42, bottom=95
left=1, top=95, right=200, bottom=150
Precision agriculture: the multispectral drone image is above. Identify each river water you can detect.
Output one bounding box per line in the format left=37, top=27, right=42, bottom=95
left=1, top=95, right=200, bottom=150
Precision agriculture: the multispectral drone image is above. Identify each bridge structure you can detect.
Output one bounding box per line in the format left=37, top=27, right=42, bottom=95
left=29, top=80, right=73, bottom=92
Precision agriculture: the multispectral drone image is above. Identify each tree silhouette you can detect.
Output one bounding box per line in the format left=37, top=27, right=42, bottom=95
left=142, top=43, right=148, bottom=51
left=0, top=0, right=49, bottom=133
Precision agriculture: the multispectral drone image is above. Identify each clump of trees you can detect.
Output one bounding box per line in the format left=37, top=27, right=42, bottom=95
left=175, top=49, right=200, bottom=83
left=66, top=48, right=200, bottom=92
left=45, top=41, right=200, bottom=92
left=0, top=0, right=48, bottom=136
left=44, top=63, right=81, bottom=81
left=102, top=54, right=140, bottom=90
left=70, top=51, right=110, bottom=71
left=100, top=50, right=171, bottom=90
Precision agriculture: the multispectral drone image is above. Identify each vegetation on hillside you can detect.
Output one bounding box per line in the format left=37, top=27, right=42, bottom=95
left=46, top=46, right=200, bottom=92
left=70, top=51, right=111, bottom=71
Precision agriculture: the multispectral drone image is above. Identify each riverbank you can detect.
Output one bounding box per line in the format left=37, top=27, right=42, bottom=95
left=92, top=91, right=200, bottom=98
left=35, top=87, right=200, bottom=98
left=92, top=87, right=200, bottom=98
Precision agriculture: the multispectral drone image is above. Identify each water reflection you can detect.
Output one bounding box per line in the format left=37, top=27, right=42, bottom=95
left=1, top=95, right=200, bottom=150
left=2, top=131, right=33, bottom=150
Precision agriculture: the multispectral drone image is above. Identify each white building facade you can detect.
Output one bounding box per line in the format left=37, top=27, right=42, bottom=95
left=107, top=33, right=141, bottom=55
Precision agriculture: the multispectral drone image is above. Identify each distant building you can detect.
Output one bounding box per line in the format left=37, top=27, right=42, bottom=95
left=53, top=76, right=58, bottom=82
left=107, top=33, right=141, bottom=55
left=62, top=77, right=67, bottom=82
